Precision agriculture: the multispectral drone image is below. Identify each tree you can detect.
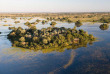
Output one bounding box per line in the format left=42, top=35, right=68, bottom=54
left=47, top=37, right=51, bottom=43
left=67, top=19, right=73, bottom=23
left=24, top=21, right=32, bottom=26
left=33, top=37, right=38, bottom=42
left=75, top=20, right=83, bottom=27
left=100, top=17, right=109, bottom=23
left=99, top=24, right=109, bottom=30
left=43, top=39, right=48, bottom=44
left=19, top=37, right=25, bottom=42
left=50, top=22, right=57, bottom=26
left=42, top=20, right=48, bottom=24
left=8, top=26, right=96, bottom=50
left=30, top=26, right=37, bottom=32
left=14, top=21, right=20, bottom=24
left=36, top=19, right=41, bottom=23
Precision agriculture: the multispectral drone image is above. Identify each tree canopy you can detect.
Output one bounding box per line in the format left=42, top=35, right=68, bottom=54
left=75, top=20, right=83, bottom=27
left=8, top=26, right=96, bottom=50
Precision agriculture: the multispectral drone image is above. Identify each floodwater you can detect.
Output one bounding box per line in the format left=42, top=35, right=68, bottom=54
left=0, top=17, right=110, bottom=74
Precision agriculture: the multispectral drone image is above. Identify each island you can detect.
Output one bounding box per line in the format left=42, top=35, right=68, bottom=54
left=99, top=24, right=109, bottom=30
left=8, top=26, right=96, bottom=50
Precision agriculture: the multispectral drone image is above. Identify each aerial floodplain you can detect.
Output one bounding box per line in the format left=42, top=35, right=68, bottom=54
left=0, top=0, right=110, bottom=74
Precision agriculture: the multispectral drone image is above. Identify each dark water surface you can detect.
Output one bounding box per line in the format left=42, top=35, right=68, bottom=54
left=0, top=18, right=110, bottom=74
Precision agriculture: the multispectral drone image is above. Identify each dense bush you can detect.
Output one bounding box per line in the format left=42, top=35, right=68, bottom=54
left=14, top=21, right=20, bottom=24
left=42, top=20, right=48, bottom=24
left=47, top=17, right=73, bottom=23
left=36, top=19, right=41, bottom=23
left=99, top=24, right=109, bottom=30
left=24, top=21, right=37, bottom=27
left=75, top=20, right=83, bottom=27
left=9, top=27, right=16, bottom=30
left=8, top=26, right=96, bottom=50
left=100, top=18, right=110, bottom=23
left=50, top=22, right=57, bottom=26
left=24, top=21, right=32, bottom=27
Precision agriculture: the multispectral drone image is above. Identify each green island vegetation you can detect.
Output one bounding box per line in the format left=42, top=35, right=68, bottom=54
left=24, top=21, right=37, bottom=27
left=100, top=17, right=110, bottom=23
left=11, top=17, right=17, bottom=20
left=42, top=20, right=48, bottom=24
left=47, top=17, right=73, bottom=23
left=50, top=21, right=57, bottom=26
left=24, top=21, right=32, bottom=27
left=33, top=42, right=94, bottom=53
left=75, top=20, right=83, bottom=27
left=14, top=21, right=20, bottom=24
left=9, top=27, right=16, bottom=30
left=8, top=26, right=96, bottom=50
left=99, top=24, right=109, bottom=30
left=28, top=17, right=33, bottom=20
left=31, top=22, right=37, bottom=25
left=43, top=13, right=110, bottom=23
left=36, top=19, right=41, bottom=23
left=0, top=32, right=1, bottom=34
left=4, top=20, right=7, bottom=22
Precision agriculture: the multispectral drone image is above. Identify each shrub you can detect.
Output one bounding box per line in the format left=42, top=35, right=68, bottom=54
left=99, top=24, right=109, bottom=30
left=75, top=20, right=83, bottom=27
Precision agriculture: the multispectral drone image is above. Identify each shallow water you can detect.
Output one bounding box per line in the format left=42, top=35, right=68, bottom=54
left=0, top=18, right=110, bottom=74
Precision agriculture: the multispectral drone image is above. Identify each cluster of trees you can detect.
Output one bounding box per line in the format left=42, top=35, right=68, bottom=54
left=24, top=21, right=32, bottom=27
left=9, top=27, right=16, bottom=30
left=47, top=17, right=55, bottom=21
left=36, top=19, right=41, bottom=23
left=0, top=32, right=1, bottom=34
left=50, top=22, right=57, bottom=26
left=99, top=24, right=109, bottom=30
left=99, top=17, right=110, bottom=23
left=24, top=21, right=37, bottom=27
left=24, top=19, right=49, bottom=27
left=42, top=20, right=48, bottom=24
left=14, top=21, right=20, bottom=24
left=47, top=17, right=73, bottom=23
left=28, top=17, right=33, bottom=20
left=75, top=20, right=83, bottom=27
left=8, top=26, right=96, bottom=50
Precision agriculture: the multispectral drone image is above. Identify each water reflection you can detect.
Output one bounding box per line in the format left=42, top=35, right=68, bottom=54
left=0, top=38, right=95, bottom=66
left=0, top=17, right=110, bottom=74
left=63, top=50, right=76, bottom=69
left=0, top=47, right=77, bottom=74
left=49, top=50, right=76, bottom=74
